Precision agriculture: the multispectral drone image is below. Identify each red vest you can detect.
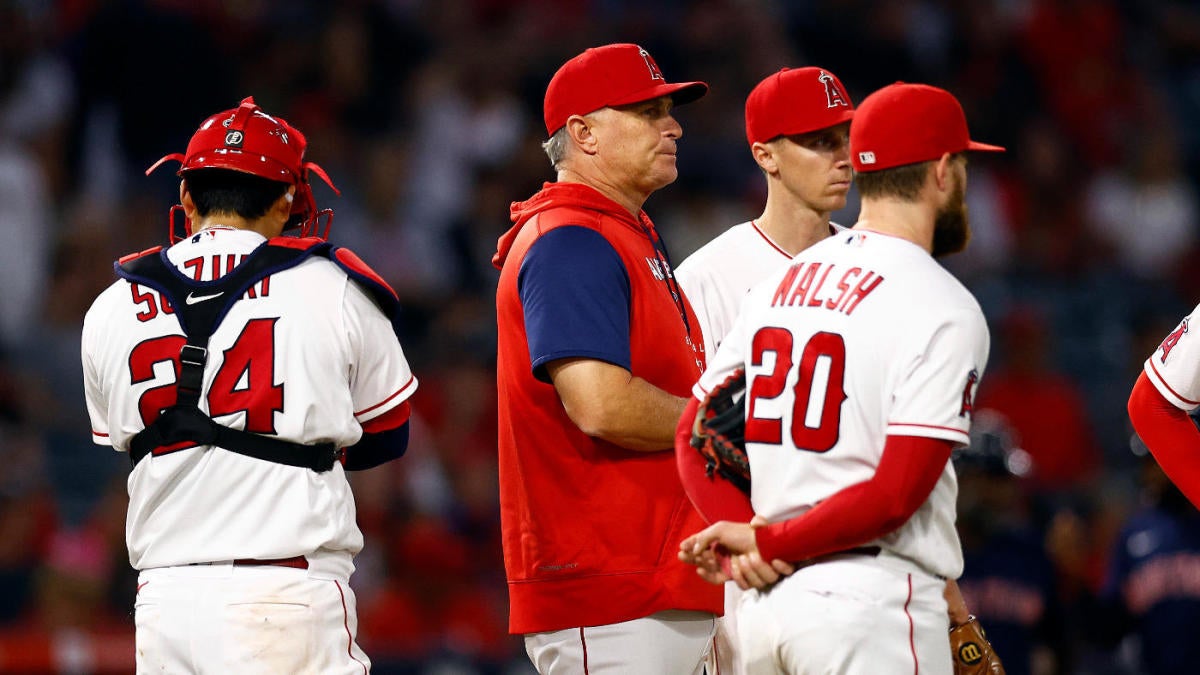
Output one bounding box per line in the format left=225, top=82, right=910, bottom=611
left=494, top=182, right=721, bottom=633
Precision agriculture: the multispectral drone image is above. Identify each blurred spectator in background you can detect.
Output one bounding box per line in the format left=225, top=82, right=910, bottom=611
left=1093, top=437, right=1200, bottom=675
left=975, top=306, right=1102, bottom=495
left=954, top=409, right=1065, bottom=675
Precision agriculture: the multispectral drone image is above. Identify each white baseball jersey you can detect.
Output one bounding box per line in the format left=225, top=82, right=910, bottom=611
left=695, top=229, right=989, bottom=580
left=678, top=219, right=844, bottom=675
left=1144, top=306, right=1200, bottom=411
left=82, top=226, right=417, bottom=577
left=676, top=220, right=844, bottom=355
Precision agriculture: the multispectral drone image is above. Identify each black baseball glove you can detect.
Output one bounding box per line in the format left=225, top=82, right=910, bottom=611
left=690, top=369, right=750, bottom=496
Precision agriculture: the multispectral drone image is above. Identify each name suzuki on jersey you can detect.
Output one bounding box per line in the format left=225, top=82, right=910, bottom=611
left=770, top=260, right=884, bottom=315
left=129, top=253, right=272, bottom=323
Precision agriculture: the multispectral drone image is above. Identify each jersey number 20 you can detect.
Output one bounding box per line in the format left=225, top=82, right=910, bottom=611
left=128, top=318, right=284, bottom=434
left=744, top=328, right=847, bottom=452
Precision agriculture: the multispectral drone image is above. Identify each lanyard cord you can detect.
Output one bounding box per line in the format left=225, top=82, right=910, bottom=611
left=638, top=219, right=693, bottom=340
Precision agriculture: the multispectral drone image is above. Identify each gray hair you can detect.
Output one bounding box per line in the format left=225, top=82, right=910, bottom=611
left=542, top=127, right=569, bottom=170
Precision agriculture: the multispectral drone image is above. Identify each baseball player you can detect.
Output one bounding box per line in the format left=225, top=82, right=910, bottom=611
left=1129, top=312, right=1200, bottom=510
left=81, top=97, right=417, bottom=673
left=674, top=66, right=855, bottom=674
left=675, top=69, right=983, bottom=674
left=678, top=82, right=1002, bottom=674
left=494, top=43, right=722, bottom=674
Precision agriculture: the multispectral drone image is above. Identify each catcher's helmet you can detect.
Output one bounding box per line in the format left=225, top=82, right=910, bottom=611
left=147, top=96, right=339, bottom=241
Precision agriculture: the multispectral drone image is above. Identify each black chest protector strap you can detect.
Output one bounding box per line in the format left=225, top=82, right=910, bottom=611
left=117, top=242, right=339, bottom=472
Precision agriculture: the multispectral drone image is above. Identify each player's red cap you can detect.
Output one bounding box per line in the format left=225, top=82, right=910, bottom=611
left=543, top=43, right=708, bottom=136
left=850, top=82, right=1004, bottom=173
left=744, top=67, right=855, bottom=145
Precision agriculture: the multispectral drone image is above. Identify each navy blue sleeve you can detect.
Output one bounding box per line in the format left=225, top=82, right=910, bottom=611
left=343, top=422, right=409, bottom=471
left=519, top=226, right=631, bottom=383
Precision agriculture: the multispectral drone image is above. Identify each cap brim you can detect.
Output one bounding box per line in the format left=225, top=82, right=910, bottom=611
left=610, top=81, right=709, bottom=109
left=967, top=140, right=1005, bottom=153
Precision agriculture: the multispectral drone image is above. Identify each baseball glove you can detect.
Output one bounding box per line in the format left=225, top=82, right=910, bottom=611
left=950, top=615, right=1005, bottom=675
left=690, top=369, right=750, bottom=496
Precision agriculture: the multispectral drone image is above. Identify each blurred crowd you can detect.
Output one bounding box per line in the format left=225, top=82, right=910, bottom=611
left=1, top=0, right=1199, bottom=673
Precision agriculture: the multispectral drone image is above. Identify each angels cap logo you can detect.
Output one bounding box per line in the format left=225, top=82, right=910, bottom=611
left=638, top=46, right=664, bottom=81
left=225, top=130, right=244, bottom=147
left=818, top=71, right=850, bottom=108
left=1160, top=318, right=1189, bottom=364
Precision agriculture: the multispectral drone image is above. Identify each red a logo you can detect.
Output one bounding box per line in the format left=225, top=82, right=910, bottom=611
left=959, top=369, right=979, bottom=418
left=638, top=47, right=664, bottom=81
left=1160, top=318, right=1190, bottom=364
left=819, top=71, right=850, bottom=109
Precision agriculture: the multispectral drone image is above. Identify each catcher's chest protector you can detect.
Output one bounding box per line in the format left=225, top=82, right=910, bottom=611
left=115, top=239, right=342, bottom=471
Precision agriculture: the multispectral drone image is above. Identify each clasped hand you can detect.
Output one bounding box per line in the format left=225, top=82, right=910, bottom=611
left=678, top=516, right=795, bottom=590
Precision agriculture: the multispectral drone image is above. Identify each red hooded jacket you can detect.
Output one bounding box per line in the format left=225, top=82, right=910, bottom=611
left=493, top=182, right=721, bottom=633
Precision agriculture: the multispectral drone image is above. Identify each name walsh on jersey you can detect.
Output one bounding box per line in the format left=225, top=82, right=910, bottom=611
left=770, top=261, right=884, bottom=316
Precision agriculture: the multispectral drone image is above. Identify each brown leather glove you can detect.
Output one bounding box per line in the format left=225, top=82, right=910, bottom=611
left=950, top=615, right=1005, bottom=675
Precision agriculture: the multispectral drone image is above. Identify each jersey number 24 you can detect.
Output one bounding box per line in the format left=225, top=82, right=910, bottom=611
left=128, top=318, right=284, bottom=434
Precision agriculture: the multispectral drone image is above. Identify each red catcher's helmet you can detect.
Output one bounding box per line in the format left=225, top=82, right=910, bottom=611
left=146, top=96, right=340, bottom=241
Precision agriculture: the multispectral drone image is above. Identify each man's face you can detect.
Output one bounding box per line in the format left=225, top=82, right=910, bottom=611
left=589, top=96, right=683, bottom=195
left=770, top=122, right=853, bottom=215
left=932, top=156, right=970, bottom=258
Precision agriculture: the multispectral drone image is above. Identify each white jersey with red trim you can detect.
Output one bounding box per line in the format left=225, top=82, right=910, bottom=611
left=1144, top=306, right=1200, bottom=411
left=695, top=229, right=989, bottom=579
left=82, top=226, right=417, bottom=576
left=676, top=220, right=845, bottom=356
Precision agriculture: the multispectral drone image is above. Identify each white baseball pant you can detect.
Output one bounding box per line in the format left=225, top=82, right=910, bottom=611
left=134, top=562, right=370, bottom=674
left=735, top=552, right=952, bottom=674
left=524, top=608, right=717, bottom=674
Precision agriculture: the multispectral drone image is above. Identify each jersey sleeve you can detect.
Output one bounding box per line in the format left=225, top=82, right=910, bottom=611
left=693, top=312, right=748, bottom=400
left=518, top=226, right=631, bottom=382
left=81, top=301, right=113, bottom=447
left=1144, top=306, right=1200, bottom=411
left=343, top=279, right=418, bottom=427
left=887, top=307, right=990, bottom=445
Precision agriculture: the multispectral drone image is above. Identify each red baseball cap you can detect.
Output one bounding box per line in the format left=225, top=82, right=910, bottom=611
left=543, top=43, right=708, bottom=136
left=850, top=82, right=1004, bottom=172
left=745, top=67, right=855, bottom=145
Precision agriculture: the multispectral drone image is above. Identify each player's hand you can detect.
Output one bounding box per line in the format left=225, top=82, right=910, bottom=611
left=680, top=520, right=759, bottom=588
left=729, top=550, right=790, bottom=590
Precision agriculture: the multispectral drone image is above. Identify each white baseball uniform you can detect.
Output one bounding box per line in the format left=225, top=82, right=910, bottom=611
left=676, top=219, right=841, bottom=675
left=676, top=220, right=845, bottom=356
left=82, top=226, right=417, bottom=673
left=1143, top=309, right=1200, bottom=410
left=695, top=229, right=989, bottom=674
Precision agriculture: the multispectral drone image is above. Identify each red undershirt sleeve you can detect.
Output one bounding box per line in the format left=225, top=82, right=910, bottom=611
left=675, top=396, right=756, bottom=524
left=1128, top=371, right=1200, bottom=509
left=754, top=435, right=954, bottom=562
